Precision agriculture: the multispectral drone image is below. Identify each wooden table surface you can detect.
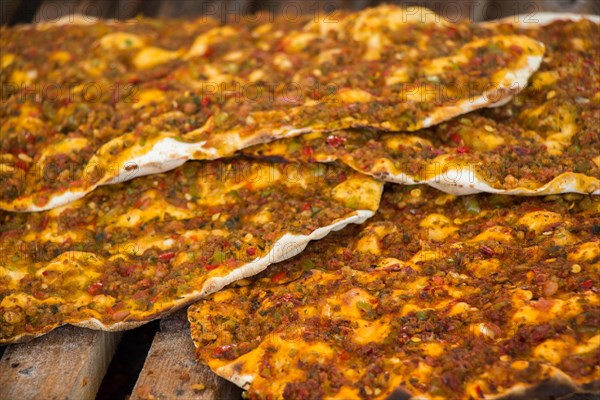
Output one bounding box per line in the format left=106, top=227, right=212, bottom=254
left=0, top=310, right=243, bottom=400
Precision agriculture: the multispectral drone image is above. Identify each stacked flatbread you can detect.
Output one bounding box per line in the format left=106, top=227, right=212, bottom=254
left=1, top=5, right=598, bottom=400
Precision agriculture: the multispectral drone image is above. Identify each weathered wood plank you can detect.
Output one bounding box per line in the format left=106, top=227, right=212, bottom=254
left=225, top=0, right=254, bottom=22
left=112, top=0, right=142, bottom=19
left=32, top=0, right=82, bottom=23
left=346, top=0, right=370, bottom=10
left=75, top=0, right=115, bottom=18
left=156, top=0, right=205, bottom=19
left=131, top=309, right=241, bottom=400
left=484, top=0, right=599, bottom=20
left=0, top=0, right=21, bottom=25
left=155, top=0, right=252, bottom=21
left=0, top=326, right=122, bottom=400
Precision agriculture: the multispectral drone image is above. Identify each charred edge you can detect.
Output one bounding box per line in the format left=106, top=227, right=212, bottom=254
left=386, top=388, right=412, bottom=400
left=581, top=380, right=600, bottom=392
left=240, top=153, right=294, bottom=164
left=496, top=378, right=580, bottom=400
left=352, top=123, right=395, bottom=133
left=385, top=378, right=600, bottom=400
left=231, top=361, right=244, bottom=374
left=558, top=393, right=600, bottom=400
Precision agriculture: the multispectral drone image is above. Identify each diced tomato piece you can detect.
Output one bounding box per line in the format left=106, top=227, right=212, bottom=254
left=203, top=46, right=214, bottom=58
left=580, top=279, right=593, bottom=289
left=271, top=271, right=287, bottom=283
left=138, top=278, right=151, bottom=289
left=449, top=133, right=462, bottom=144
left=111, top=310, right=130, bottom=321
left=225, top=258, right=237, bottom=268
left=8, top=147, right=24, bottom=156
left=201, top=97, right=211, bottom=107
left=302, top=203, right=312, bottom=211
left=456, top=146, right=470, bottom=154
left=25, top=132, right=36, bottom=143
left=214, top=344, right=233, bottom=356
left=302, top=146, right=314, bottom=157
left=509, top=45, right=523, bottom=54
left=120, top=264, right=138, bottom=277
left=87, top=281, right=104, bottom=295
left=132, top=289, right=149, bottom=300
left=431, top=276, right=444, bottom=285
left=205, top=264, right=219, bottom=271
left=475, top=385, right=485, bottom=399
left=246, top=246, right=257, bottom=257
left=480, top=245, right=494, bottom=257
left=158, top=252, right=176, bottom=262
left=39, top=214, right=50, bottom=230
left=326, top=135, right=346, bottom=148
left=14, top=159, right=29, bottom=171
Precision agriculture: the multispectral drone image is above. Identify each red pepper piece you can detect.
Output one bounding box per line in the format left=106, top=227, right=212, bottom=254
left=271, top=271, right=287, bottom=283
left=326, top=135, right=346, bottom=148
left=158, top=252, right=176, bottom=262
left=87, top=281, right=104, bottom=295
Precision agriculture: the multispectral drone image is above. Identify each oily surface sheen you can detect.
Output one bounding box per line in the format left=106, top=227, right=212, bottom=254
left=0, top=5, right=544, bottom=211
left=244, top=19, right=599, bottom=195
left=0, top=159, right=383, bottom=343
left=190, top=186, right=599, bottom=399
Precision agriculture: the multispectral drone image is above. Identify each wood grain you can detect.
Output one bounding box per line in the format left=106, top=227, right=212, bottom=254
left=75, top=0, right=115, bottom=18
left=0, top=0, right=22, bottom=25
left=131, top=309, right=242, bottom=400
left=112, top=0, right=142, bottom=19
left=156, top=0, right=253, bottom=21
left=0, top=326, right=122, bottom=400
left=485, top=0, right=599, bottom=19
left=33, top=0, right=82, bottom=22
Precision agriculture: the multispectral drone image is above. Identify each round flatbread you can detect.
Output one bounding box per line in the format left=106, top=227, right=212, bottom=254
left=243, top=18, right=599, bottom=196
left=0, top=159, right=383, bottom=343
left=190, top=186, right=599, bottom=399
left=0, top=5, right=544, bottom=211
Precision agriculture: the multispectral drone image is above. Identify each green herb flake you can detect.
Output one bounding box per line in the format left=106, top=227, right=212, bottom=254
left=357, top=300, right=373, bottom=313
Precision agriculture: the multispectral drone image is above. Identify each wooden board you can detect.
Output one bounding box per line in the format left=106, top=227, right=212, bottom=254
left=485, top=0, right=600, bottom=19
left=0, top=326, right=122, bottom=400
left=33, top=0, right=76, bottom=22
left=75, top=0, right=115, bottom=18
left=0, top=0, right=21, bottom=24
left=131, top=309, right=242, bottom=400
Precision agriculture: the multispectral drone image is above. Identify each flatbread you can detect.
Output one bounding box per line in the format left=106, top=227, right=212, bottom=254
left=0, top=5, right=544, bottom=211
left=0, top=159, right=383, bottom=343
left=189, top=186, right=599, bottom=399
left=479, top=12, right=600, bottom=28
left=243, top=18, right=599, bottom=196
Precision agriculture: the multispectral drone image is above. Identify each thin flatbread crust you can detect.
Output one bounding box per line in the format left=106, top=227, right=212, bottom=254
left=0, top=5, right=544, bottom=211
left=243, top=18, right=599, bottom=196
left=0, top=160, right=383, bottom=343
left=190, top=186, right=599, bottom=399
